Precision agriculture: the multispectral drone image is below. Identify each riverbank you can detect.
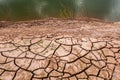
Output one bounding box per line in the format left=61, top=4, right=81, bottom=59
left=0, top=18, right=120, bottom=40
left=0, top=18, right=120, bottom=80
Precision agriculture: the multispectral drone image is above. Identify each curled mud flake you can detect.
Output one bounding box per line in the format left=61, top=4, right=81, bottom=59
left=31, top=37, right=42, bottom=44
left=90, top=38, right=98, bottom=42
left=106, top=43, right=113, bottom=48
left=92, top=42, right=107, bottom=50
left=55, top=45, right=71, bottom=57
left=81, top=38, right=89, bottom=42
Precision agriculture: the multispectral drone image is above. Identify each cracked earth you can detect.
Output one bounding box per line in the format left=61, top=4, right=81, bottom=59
left=0, top=19, right=120, bottom=80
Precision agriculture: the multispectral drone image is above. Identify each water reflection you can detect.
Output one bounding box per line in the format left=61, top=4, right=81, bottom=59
left=35, top=0, right=76, bottom=18
left=82, top=0, right=112, bottom=19
left=34, top=0, right=47, bottom=16
left=0, top=0, right=119, bottom=21
left=105, top=0, right=120, bottom=21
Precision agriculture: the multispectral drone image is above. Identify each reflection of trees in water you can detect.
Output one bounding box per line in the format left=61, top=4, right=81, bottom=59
left=0, top=0, right=77, bottom=20
left=106, top=0, right=120, bottom=21
left=41, top=0, right=76, bottom=18
left=0, top=0, right=117, bottom=21
left=83, top=0, right=112, bottom=19
left=58, top=0, right=76, bottom=18
left=0, top=0, right=39, bottom=20
left=0, top=1, right=10, bottom=20
left=9, top=0, right=39, bottom=20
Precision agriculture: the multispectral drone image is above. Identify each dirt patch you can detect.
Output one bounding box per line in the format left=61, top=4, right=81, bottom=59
left=0, top=18, right=120, bottom=40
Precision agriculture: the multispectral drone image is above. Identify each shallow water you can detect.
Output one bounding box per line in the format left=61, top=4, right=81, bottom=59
left=0, top=0, right=119, bottom=21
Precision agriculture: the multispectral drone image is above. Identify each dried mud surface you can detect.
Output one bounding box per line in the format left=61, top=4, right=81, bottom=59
left=0, top=19, right=120, bottom=80
left=0, top=18, right=120, bottom=40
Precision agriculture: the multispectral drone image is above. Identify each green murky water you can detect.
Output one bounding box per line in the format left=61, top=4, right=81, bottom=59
left=0, top=0, right=119, bottom=21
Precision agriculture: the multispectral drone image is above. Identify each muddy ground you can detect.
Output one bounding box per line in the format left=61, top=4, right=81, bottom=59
left=0, top=18, right=120, bottom=40
left=0, top=18, right=120, bottom=80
